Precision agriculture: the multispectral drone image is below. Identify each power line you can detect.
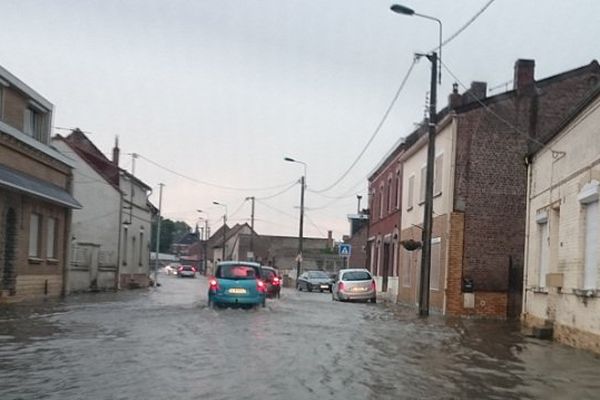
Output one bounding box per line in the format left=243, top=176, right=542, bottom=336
left=303, top=213, right=326, bottom=237
left=135, top=153, right=298, bottom=192
left=431, top=0, right=496, bottom=52
left=255, top=181, right=299, bottom=200
left=310, top=56, right=419, bottom=194
left=255, top=199, right=298, bottom=221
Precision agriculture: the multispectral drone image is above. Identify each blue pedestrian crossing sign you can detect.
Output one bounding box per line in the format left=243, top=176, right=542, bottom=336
left=339, top=244, right=351, bottom=256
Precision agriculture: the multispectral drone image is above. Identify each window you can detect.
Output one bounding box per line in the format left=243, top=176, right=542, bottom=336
left=395, top=171, right=401, bottom=209
left=419, top=165, right=427, bottom=204
left=387, top=178, right=392, bottom=214
left=132, top=236, right=137, bottom=267
left=406, top=175, right=415, bottom=210
left=538, top=218, right=549, bottom=288
left=379, top=185, right=384, bottom=219
left=430, top=238, right=441, bottom=290
left=46, top=217, right=57, bottom=259
left=584, top=201, right=598, bottom=290
left=0, top=86, right=4, bottom=120
left=434, top=154, right=444, bottom=195
left=122, top=226, right=128, bottom=265
left=139, top=231, right=144, bottom=266
left=407, top=175, right=415, bottom=210
left=28, top=213, right=41, bottom=258
left=24, top=108, right=43, bottom=140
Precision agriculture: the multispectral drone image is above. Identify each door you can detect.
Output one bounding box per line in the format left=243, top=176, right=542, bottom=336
left=507, top=256, right=523, bottom=319
left=2, top=208, right=17, bottom=295
left=382, top=242, right=390, bottom=292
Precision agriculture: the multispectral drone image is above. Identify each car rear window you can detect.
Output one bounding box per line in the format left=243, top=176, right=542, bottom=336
left=182, top=266, right=193, bottom=271
left=342, top=271, right=371, bottom=281
left=262, top=270, right=276, bottom=279
left=308, top=271, right=329, bottom=279
left=216, top=265, right=259, bottom=280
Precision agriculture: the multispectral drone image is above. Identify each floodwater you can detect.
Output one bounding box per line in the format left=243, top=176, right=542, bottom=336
left=1, top=275, right=599, bottom=400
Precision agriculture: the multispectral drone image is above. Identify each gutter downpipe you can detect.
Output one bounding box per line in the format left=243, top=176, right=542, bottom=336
left=116, top=189, right=123, bottom=290
left=522, top=155, right=533, bottom=319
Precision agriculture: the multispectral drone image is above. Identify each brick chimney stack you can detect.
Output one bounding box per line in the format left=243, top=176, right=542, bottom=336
left=513, top=59, right=535, bottom=91
left=327, top=230, right=334, bottom=249
left=112, top=136, right=120, bottom=166
left=448, top=83, right=462, bottom=109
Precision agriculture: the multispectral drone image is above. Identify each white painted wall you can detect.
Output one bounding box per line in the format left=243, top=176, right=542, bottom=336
left=401, top=119, right=456, bottom=230
left=52, top=139, right=121, bottom=291
left=524, top=95, right=600, bottom=338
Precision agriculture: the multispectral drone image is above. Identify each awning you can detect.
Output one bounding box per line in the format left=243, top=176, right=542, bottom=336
left=0, top=164, right=81, bottom=209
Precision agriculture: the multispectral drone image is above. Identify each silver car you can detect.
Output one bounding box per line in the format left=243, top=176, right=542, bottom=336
left=332, top=269, right=376, bottom=303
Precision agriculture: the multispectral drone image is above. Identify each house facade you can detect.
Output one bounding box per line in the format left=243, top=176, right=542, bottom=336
left=368, top=58, right=600, bottom=317
left=523, top=86, right=600, bottom=353
left=0, top=65, right=80, bottom=302
left=52, top=130, right=121, bottom=292
left=367, top=142, right=404, bottom=302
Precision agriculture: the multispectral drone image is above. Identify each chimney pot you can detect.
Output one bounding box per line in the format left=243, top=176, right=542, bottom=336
left=112, top=136, right=120, bottom=166
left=514, top=59, right=535, bottom=91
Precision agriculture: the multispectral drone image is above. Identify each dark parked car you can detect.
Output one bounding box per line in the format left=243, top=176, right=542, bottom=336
left=260, top=266, right=281, bottom=299
left=297, top=270, right=333, bottom=292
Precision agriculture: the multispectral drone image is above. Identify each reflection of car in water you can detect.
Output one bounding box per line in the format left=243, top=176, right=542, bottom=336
left=208, top=262, right=266, bottom=309
left=296, top=270, right=333, bottom=292
left=332, top=269, right=376, bottom=303
left=260, top=266, right=281, bottom=299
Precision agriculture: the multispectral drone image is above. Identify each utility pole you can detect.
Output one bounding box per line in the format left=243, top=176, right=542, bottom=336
left=222, top=214, right=227, bottom=261
left=297, top=175, right=305, bottom=280
left=357, top=195, right=362, bottom=213
left=246, top=196, right=255, bottom=259
left=204, top=218, right=209, bottom=274
left=153, top=183, right=164, bottom=287
left=418, top=51, right=438, bottom=316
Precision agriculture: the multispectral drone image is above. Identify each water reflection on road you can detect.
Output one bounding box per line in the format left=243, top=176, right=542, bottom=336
left=1, top=275, right=599, bottom=400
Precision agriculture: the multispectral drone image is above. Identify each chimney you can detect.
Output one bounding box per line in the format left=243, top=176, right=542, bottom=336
left=513, top=59, right=535, bottom=91
left=112, top=135, right=120, bottom=166
left=462, top=81, right=487, bottom=105
left=448, top=83, right=462, bottom=109
left=327, top=230, right=334, bottom=249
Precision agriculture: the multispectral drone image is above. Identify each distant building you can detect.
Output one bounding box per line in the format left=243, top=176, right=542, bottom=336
left=523, top=85, right=600, bottom=353
left=0, top=65, right=80, bottom=302
left=347, top=212, right=368, bottom=269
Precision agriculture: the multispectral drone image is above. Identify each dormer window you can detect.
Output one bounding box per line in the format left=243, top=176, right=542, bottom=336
left=24, top=107, right=43, bottom=140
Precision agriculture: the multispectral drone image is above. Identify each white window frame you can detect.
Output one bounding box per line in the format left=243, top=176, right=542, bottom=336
left=407, top=175, right=415, bottom=211
left=434, top=153, right=444, bottom=196
left=46, top=217, right=57, bottom=259
left=139, top=230, right=144, bottom=266
left=419, top=165, right=427, bottom=204
left=122, top=226, right=128, bottom=265
left=395, top=170, right=401, bottom=210
left=387, top=177, right=393, bottom=214
left=430, top=237, right=442, bottom=290
left=583, top=201, right=598, bottom=290
left=379, top=184, right=384, bottom=219
left=29, top=213, right=41, bottom=258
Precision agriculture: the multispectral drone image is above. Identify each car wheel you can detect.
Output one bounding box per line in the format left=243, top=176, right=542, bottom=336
left=262, top=299, right=266, bottom=308
left=307, top=284, right=312, bottom=292
left=370, top=297, right=377, bottom=304
left=276, top=291, right=280, bottom=299
left=297, top=284, right=302, bottom=291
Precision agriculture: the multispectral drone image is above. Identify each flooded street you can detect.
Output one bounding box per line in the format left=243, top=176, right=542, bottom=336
left=1, top=275, right=600, bottom=400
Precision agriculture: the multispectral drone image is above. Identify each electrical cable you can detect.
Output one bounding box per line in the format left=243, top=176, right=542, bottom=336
left=310, top=57, right=419, bottom=194
left=255, top=199, right=298, bottom=221
left=255, top=180, right=299, bottom=201
left=135, top=153, right=298, bottom=192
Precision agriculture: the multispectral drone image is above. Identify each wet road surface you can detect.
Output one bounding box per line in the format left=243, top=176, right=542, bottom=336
left=1, top=275, right=600, bottom=400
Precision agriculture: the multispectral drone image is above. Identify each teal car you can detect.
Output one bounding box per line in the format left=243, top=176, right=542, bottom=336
left=208, top=262, right=266, bottom=308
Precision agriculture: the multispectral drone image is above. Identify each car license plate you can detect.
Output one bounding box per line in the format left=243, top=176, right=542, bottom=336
left=228, top=288, right=247, bottom=294
left=351, top=287, right=367, bottom=292
left=320, top=285, right=329, bottom=289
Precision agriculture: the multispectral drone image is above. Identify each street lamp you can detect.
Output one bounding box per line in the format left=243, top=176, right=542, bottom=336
left=391, top=3, right=442, bottom=316
left=197, top=209, right=209, bottom=274
left=284, top=156, right=306, bottom=281
left=212, top=202, right=228, bottom=261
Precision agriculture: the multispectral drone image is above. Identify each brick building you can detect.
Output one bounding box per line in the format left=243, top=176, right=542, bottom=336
left=0, top=65, right=80, bottom=302
left=369, top=58, right=600, bottom=317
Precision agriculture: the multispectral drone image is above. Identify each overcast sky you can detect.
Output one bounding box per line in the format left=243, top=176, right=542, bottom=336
left=2, top=0, right=599, bottom=240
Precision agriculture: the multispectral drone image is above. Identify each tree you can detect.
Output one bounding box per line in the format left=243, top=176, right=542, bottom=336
left=151, top=217, right=191, bottom=253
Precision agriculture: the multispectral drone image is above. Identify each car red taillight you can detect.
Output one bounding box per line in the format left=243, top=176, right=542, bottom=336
left=191, top=267, right=196, bottom=273
left=371, top=279, right=376, bottom=291
left=257, top=280, right=266, bottom=293
left=273, top=277, right=280, bottom=285
left=209, top=278, right=219, bottom=291
left=338, top=282, right=345, bottom=292
left=178, top=266, right=183, bottom=272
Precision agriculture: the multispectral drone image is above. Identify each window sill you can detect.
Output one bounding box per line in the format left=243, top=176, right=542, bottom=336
left=529, top=286, right=549, bottom=294
left=573, top=289, right=598, bottom=298
left=28, top=257, right=43, bottom=265
left=47, top=258, right=59, bottom=265
left=434, top=191, right=442, bottom=199
left=418, top=200, right=425, bottom=206
left=406, top=206, right=413, bottom=212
